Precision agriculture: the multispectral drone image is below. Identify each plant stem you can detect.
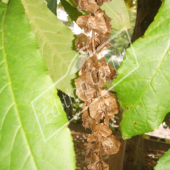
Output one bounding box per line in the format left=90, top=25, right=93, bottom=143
left=92, top=31, right=95, bottom=54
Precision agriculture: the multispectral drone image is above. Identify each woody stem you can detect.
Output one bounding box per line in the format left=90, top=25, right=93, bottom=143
left=92, top=30, right=95, bottom=54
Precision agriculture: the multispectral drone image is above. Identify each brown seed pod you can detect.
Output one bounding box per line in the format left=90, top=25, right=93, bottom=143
left=74, top=0, right=120, bottom=169
left=76, top=9, right=111, bottom=34
left=77, top=0, right=99, bottom=13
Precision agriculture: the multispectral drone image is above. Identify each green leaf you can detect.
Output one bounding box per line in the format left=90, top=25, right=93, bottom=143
left=47, top=0, right=57, bottom=15
left=65, top=0, right=77, bottom=8
left=1, top=0, right=9, bottom=4
left=101, top=0, right=131, bottom=30
left=114, top=0, right=170, bottom=139
left=21, top=0, right=80, bottom=97
left=154, top=149, right=170, bottom=170
left=60, top=0, right=82, bottom=21
left=0, top=1, right=75, bottom=169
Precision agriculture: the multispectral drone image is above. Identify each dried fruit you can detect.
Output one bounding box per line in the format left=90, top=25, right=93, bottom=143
left=75, top=33, right=90, bottom=54
left=74, top=0, right=120, bottom=169
left=77, top=0, right=99, bottom=13
left=76, top=9, right=111, bottom=34
left=96, top=0, right=111, bottom=6
left=101, top=135, right=121, bottom=155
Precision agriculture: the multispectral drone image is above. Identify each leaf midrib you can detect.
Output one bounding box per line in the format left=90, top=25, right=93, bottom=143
left=1, top=4, right=38, bottom=170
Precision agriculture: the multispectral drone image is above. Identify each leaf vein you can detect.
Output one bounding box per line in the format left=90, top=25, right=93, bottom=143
left=2, top=6, right=39, bottom=170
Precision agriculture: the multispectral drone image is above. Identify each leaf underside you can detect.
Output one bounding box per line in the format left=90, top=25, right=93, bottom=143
left=0, top=1, right=75, bottom=169
left=21, top=0, right=80, bottom=97
left=101, top=0, right=131, bottom=30
left=114, top=0, right=170, bottom=139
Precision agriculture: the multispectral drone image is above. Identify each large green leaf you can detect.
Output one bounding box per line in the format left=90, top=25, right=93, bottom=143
left=21, top=0, right=79, bottom=97
left=101, top=0, right=131, bottom=30
left=47, top=0, right=57, bottom=15
left=60, top=0, right=82, bottom=21
left=1, top=0, right=9, bottom=4
left=154, top=149, right=170, bottom=170
left=114, top=0, right=170, bottom=139
left=0, top=1, right=75, bottom=169
left=66, top=0, right=77, bottom=8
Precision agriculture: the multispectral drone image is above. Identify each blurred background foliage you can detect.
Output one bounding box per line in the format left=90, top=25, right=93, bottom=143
left=105, top=6, right=137, bottom=69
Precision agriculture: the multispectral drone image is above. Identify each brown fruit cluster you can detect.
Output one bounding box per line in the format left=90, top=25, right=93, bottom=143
left=74, top=0, right=121, bottom=169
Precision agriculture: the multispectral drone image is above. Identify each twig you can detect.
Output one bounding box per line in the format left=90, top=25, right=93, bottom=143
left=92, top=31, right=95, bottom=54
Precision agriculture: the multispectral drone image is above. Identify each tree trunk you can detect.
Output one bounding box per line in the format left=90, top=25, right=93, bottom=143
left=132, top=0, right=162, bottom=42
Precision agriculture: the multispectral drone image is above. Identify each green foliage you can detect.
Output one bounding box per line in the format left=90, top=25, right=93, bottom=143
left=154, top=149, right=170, bottom=170
left=114, top=0, right=170, bottom=139
left=101, top=0, right=131, bottom=30
left=47, top=0, right=57, bottom=15
left=66, top=0, right=77, bottom=8
left=0, top=0, right=75, bottom=169
left=106, top=7, right=136, bottom=57
left=60, top=0, right=82, bottom=21
left=21, top=0, right=79, bottom=97
left=1, top=0, right=9, bottom=4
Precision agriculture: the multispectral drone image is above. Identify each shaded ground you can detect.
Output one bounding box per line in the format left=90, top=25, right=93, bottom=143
left=70, top=127, right=167, bottom=170
left=72, top=131, right=87, bottom=170
left=144, top=149, right=165, bottom=170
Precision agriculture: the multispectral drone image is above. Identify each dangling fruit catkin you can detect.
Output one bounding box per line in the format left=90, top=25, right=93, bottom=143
left=74, top=0, right=121, bottom=169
